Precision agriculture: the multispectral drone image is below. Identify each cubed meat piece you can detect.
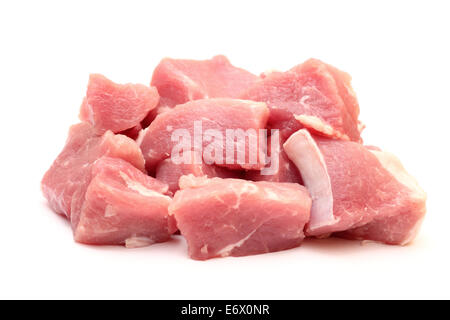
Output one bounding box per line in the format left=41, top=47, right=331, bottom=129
left=74, top=157, right=175, bottom=247
left=283, top=129, right=426, bottom=244
left=41, top=122, right=145, bottom=220
left=335, top=150, right=427, bottom=245
left=139, top=98, right=269, bottom=172
left=170, top=175, right=311, bottom=260
left=151, top=55, right=258, bottom=108
left=79, top=74, right=159, bottom=134
left=241, top=59, right=361, bottom=142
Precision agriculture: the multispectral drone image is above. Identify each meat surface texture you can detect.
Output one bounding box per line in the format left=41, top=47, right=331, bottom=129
left=139, top=98, right=269, bottom=172
left=41, top=122, right=145, bottom=221
left=245, top=133, right=302, bottom=184
left=170, top=175, right=312, bottom=260
left=151, top=55, right=258, bottom=108
left=79, top=74, right=159, bottom=134
left=241, top=58, right=361, bottom=142
left=74, top=157, right=175, bottom=247
left=335, top=150, right=427, bottom=245
left=156, top=151, right=242, bottom=193
left=283, top=129, right=426, bottom=244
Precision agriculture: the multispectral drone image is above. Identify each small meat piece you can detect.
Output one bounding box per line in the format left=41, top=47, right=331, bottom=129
left=139, top=98, right=269, bottom=172
left=41, top=123, right=145, bottom=220
left=241, top=59, right=361, bottom=141
left=79, top=74, right=159, bottom=134
left=245, top=133, right=302, bottom=184
left=156, top=151, right=242, bottom=193
left=170, top=175, right=312, bottom=260
left=283, top=129, right=426, bottom=244
left=151, top=55, right=258, bottom=108
left=74, top=157, right=175, bottom=247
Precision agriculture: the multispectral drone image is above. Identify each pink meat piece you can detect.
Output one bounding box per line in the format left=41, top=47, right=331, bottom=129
left=241, top=59, right=361, bottom=142
left=156, top=151, right=242, bottom=193
left=41, top=122, right=145, bottom=220
left=245, top=133, right=302, bottom=184
left=283, top=129, right=427, bottom=244
left=79, top=74, right=159, bottom=134
left=151, top=55, right=258, bottom=108
left=170, top=175, right=312, bottom=260
left=74, top=157, right=175, bottom=247
left=139, top=98, right=269, bottom=172
left=143, top=55, right=258, bottom=129
left=336, top=209, right=426, bottom=245
left=335, top=151, right=427, bottom=245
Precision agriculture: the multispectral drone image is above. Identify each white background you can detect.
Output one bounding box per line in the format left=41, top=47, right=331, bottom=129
left=1, top=0, right=449, bottom=299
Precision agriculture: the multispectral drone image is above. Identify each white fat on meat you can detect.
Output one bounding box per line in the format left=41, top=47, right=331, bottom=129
left=295, top=114, right=350, bottom=141
left=125, top=236, right=155, bottom=249
left=283, top=129, right=336, bottom=232
left=119, top=171, right=170, bottom=200
left=369, top=150, right=426, bottom=201
left=368, top=149, right=427, bottom=245
left=217, top=229, right=258, bottom=257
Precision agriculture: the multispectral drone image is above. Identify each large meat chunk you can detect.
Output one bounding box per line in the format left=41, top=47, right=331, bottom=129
left=170, top=175, right=312, bottom=260
left=151, top=55, right=258, bottom=108
left=139, top=98, right=269, bottom=172
left=241, top=59, right=361, bottom=141
left=335, top=150, right=427, bottom=245
left=79, top=74, right=159, bottom=134
left=156, top=151, right=241, bottom=193
left=74, top=157, right=174, bottom=247
left=41, top=123, right=145, bottom=220
left=283, top=129, right=426, bottom=244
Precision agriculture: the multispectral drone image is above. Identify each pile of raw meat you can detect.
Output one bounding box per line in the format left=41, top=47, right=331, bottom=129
left=42, top=55, right=427, bottom=260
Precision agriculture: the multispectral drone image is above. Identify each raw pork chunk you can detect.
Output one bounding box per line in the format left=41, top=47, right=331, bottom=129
left=156, top=151, right=241, bottom=193
left=335, top=150, right=427, bottom=245
left=74, top=157, right=175, bottom=247
left=41, top=122, right=145, bottom=220
left=151, top=55, right=258, bottom=108
left=139, top=98, right=269, bottom=172
left=245, top=134, right=302, bottom=184
left=284, top=129, right=427, bottom=244
left=241, top=59, right=361, bottom=142
left=79, top=74, right=159, bottom=134
left=170, top=175, right=312, bottom=260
